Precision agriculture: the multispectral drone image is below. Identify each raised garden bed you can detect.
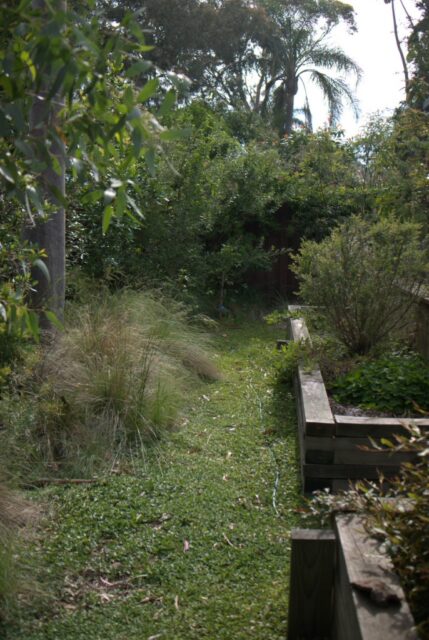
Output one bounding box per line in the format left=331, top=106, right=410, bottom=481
left=287, top=514, right=419, bottom=640
left=288, top=311, right=429, bottom=493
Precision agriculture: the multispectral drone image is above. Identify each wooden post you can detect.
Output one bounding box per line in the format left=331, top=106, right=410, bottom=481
left=288, top=529, right=336, bottom=640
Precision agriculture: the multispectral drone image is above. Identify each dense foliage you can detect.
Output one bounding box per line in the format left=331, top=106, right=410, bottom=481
left=331, top=349, right=429, bottom=414
left=66, top=103, right=287, bottom=307
left=292, top=216, right=428, bottom=354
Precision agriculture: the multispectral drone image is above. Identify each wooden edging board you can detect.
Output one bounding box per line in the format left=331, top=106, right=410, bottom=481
left=287, top=309, right=429, bottom=492
left=333, top=514, right=419, bottom=640
left=287, top=515, right=419, bottom=640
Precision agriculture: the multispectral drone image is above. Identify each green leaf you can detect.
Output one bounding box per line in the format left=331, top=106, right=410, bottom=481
left=0, top=165, right=15, bottom=184
left=145, top=148, right=156, bottom=177
left=131, top=127, right=143, bottom=156
left=108, top=114, right=127, bottom=140
left=26, top=186, right=44, bottom=215
left=20, top=50, right=36, bottom=81
left=24, top=310, right=40, bottom=342
left=102, top=205, right=114, bottom=234
left=138, top=78, right=159, bottom=103
left=115, top=187, right=127, bottom=218
left=157, top=90, right=177, bottom=117
left=44, top=310, right=64, bottom=331
left=126, top=60, right=152, bottom=78
left=33, top=259, right=50, bottom=283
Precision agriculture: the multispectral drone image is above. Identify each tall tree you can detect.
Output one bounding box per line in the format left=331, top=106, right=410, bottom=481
left=407, top=0, right=429, bottom=109
left=95, top=0, right=270, bottom=100
left=384, top=0, right=411, bottom=98
left=22, top=0, right=67, bottom=324
left=253, top=1, right=361, bottom=134
left=0, top=1, right=175, bottom=331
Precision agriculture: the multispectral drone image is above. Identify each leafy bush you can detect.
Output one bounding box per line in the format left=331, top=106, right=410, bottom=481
left=272, top=340, right=308, bottom=384
left=331, top=349, right=429, bottom=414
left=0, top=290, right=219, bottom=478
left=292, top=216, right=428, bottom=354
left=308, top=425, right=429, bottom=638
left=67, top=103, right=286, bottom=308
left=0, top=242, right=49, bottom=355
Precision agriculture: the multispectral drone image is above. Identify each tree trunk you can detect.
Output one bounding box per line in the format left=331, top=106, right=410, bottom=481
left=23, top=0, right=66, bottom=328
left=283, top=84, right=296, bottom=135
left=390, top=0, right=410, bottom=98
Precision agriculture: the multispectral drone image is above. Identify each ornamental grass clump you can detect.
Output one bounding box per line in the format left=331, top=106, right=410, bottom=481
left=41, top=291, right=219, bottom=453
left=0, top=482, right=36, bottom=620
left=292, top=216, right=428, bottom=355
left=0, top=290, right=219, bottom=477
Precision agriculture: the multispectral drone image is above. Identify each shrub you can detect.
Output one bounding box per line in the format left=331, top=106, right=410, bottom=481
left=292, top=216, right=428, bottom=354
left=331, top=349, right=429, bottom=414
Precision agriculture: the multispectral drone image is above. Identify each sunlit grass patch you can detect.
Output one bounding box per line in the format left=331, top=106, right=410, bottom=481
left=4, top=319, right=302, bottom=640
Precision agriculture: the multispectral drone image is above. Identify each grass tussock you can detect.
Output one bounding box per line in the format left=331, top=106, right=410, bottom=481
left=0, top=482, right=37, bottom=620
left=0, top=290, right=219, bottom=479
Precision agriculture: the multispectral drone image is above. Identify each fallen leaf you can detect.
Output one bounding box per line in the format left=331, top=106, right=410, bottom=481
left=223, top=533, right=236, bottom=548
left=351, top=579, right=401, bottom=606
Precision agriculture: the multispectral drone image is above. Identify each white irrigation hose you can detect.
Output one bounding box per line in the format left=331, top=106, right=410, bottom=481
left=249, top=380, right=281, bottom=517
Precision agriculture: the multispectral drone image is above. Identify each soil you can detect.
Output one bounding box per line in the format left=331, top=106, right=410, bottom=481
left=328, top=397, right=428, bottom=419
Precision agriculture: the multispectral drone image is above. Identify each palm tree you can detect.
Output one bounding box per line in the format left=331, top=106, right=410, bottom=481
left=254, top=5, right=361, bottom=135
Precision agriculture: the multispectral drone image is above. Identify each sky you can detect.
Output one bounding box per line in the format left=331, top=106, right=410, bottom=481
left=304, top=0, right=419, bottom=138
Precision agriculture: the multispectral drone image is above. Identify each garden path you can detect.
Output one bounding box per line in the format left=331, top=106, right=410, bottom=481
left=7, top=320, right=301, bottom=640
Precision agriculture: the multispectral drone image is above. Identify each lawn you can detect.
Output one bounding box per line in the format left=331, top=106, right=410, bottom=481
left=5, top=320, right=302, bottom=640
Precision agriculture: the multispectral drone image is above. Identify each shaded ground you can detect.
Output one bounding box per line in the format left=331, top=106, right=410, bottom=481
left=5, top=320, right=302, bottom=640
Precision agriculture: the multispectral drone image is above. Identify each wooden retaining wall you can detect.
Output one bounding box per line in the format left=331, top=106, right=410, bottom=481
left=288, top=515, right=419, bottom=640
left=288, top=315, right=429, bottom=493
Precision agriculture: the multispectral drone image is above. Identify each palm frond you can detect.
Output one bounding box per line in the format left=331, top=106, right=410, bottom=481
left=301, top=45, right=362, bottom=82
left=306, top=70, right=360, bottom=124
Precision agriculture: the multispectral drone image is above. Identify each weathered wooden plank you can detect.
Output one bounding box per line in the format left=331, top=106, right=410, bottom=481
left=289, top=315, right=335, bottom=437
left=333, top=449, right=416, bottom=466
left=306, top=449, right=335, bottom=464
left=335, top=415, right=429, bottom=438
left=332, top=436, right=396, bottom=449
left=288, top=529, right=336, bottom=640
left=303, top=463, right=400, bottom=480
left=333, top=514, right=419, bottom=640
left=299, top=368, right=336, bottom=436
left=288, top=316, right=311, bottom=343
left=332, top=478, right=355, bottom=492
left=305, top=435, right=336, bottom=451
